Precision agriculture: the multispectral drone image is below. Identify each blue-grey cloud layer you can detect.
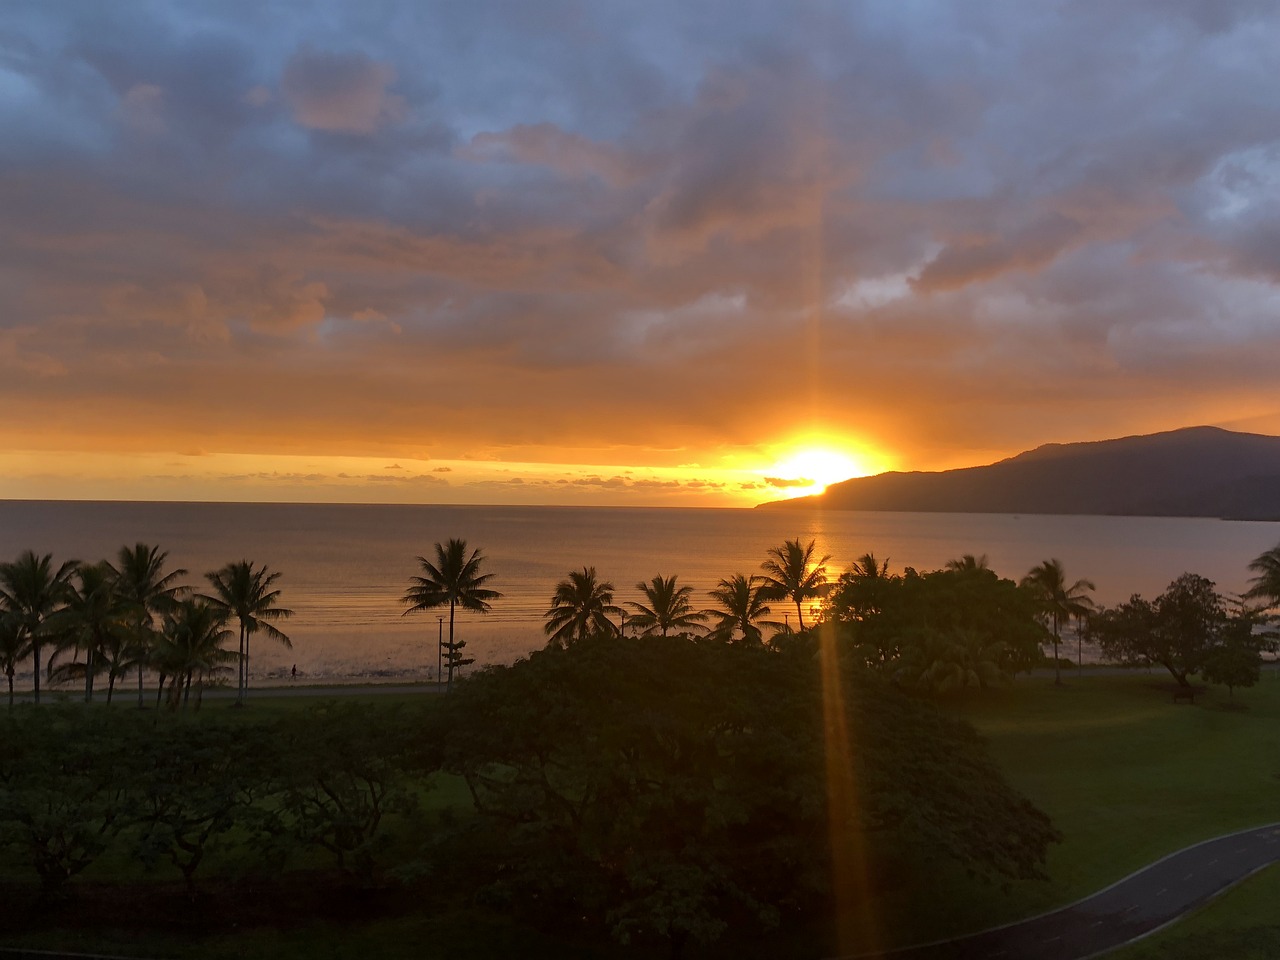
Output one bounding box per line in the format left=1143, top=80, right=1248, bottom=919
left=2, top=0, right=1279, bottom=466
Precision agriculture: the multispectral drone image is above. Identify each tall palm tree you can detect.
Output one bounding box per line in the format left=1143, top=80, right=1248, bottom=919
left=759, top=537, right=832, bottom=631
left=114, top=543, right=188, bottom=708
left=544, top=567, right=623, bottom=648
left=1020, top=558, right=1095, bottom=686
left=1245, top=542, right=1280, bottom=612
left=0, top=551, right=77, bottom=705
left=47, top=560, right=126, bottom=703
left=153, top=599, right=236, bottom=711
left=626, top=574, right=709, bottom=637
left=402, top=539, right=502, bottom=691
left=708, top=573, right=780, bottom=644
left=203, top=560, right=293, bottom=705
left=0, top=611, right=30, bottom=709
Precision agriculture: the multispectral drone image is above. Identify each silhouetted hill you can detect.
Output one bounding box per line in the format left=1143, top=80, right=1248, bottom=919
left=760, top=427, right=1280, bottom=520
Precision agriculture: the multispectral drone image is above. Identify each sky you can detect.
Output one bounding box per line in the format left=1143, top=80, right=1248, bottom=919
left=2, top=0, right=1279, bottom=507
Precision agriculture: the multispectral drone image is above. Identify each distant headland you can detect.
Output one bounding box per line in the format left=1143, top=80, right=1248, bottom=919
left=759, top=426, right=1280, bottom=520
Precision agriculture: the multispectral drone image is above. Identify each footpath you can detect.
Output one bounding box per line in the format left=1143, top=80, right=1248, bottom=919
left=854, top=823, right=1280, bottom=959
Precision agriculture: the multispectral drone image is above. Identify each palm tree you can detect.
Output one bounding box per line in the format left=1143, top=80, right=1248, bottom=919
left=759, top=538, right=832, bottom=631
left=849, top=553, right=891, bottom=579
left=1020, top=558, right=1095, bottom=686
left=945, top=554, right=990, bottom=573
left=0, top=551, right=77, bottom=705
left=203, top=560, right=293, bottom=705
left=402, top=539, right=502, bottom=691
left=544, top=567, right=623, bottom=648
left=153, top=599, right=236, bottom=710
left=47, top=561, right=126, bottom=703
left=707, top=574, right=780, bottom=644
left=114, top=543, right=188, bottom=708
left=1245, top=542, right=1280, bottom=612
left=626, top=575, right=709, bottom=637
left=0, top=611, right=30, bottom=708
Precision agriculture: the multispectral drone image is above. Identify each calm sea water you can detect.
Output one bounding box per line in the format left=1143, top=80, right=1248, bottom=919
left=1, top=500, right=1277, bottom=684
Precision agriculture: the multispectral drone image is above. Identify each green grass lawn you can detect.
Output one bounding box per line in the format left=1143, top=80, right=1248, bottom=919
left=856, top=670, right=1280, bottom=952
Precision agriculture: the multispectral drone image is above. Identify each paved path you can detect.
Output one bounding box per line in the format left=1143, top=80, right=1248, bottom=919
left=853, top=823, right=1280, bottom=960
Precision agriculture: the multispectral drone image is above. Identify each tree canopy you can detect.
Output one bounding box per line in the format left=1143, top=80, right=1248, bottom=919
left=1090, top=573, right=1246, bottom=688
left=825, top=561, right=1044, bottom=692
left=430, top=636, right=1059, bottom=954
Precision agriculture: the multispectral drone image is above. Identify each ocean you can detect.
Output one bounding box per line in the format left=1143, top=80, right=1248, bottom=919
left=1, top=500, right=1277, bottom=685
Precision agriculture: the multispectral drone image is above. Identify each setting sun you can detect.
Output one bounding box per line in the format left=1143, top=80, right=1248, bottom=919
left=762, top=445, right=877, bottom=498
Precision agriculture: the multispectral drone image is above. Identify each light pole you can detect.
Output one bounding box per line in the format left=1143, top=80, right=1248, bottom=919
left=437, top=616, right=444, bottom=689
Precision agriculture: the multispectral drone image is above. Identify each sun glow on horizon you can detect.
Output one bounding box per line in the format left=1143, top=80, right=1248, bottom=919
left=760, top=443, right=884, bottom=499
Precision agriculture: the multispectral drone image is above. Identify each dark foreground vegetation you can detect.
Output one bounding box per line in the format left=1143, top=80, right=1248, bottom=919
left=0, top=637, right=1058, bottom=958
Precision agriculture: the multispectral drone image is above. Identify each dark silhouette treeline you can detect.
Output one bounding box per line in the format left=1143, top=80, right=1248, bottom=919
left=0, top=545, right=291, bottom=708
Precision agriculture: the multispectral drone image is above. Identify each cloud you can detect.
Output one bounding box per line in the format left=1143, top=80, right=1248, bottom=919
left=912, top=214, right=1084, bottom=292
left=764, top=476, right=814, bottom=489
left=1, top=0, right=1279, bottom=496
left=462, top=123, right=643, bottom=185
left=281, top=46, right=405, bottom=134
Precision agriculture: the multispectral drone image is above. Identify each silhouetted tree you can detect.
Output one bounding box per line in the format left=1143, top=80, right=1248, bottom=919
left=1245, top=542, right=1280, bottom=614
left=203, top=561, right=293, bottom=705
left=152, top=599, right=236, bottom=710
left=544, top=567, right=623, bottom=648
left=1020, top=559, right=1095, bottom=685
left=401, top=539, right=501, bottom=691
left=945, top=553, right=990, bottom=572
left=47, top=561, right=127, bottom=703
left=627, top=574, right=709, bottom=637
left=114, top=543, right=188, bottom=708
left=430, top=637, right=1059, bottom=955
left=707, top=574, right=779, bottom=644
left=0, top=611, right=29, bottom=708
left=1092, top=574, right=1230, bottom=688
left=760, top=538, right=831, bottom=631
left=0, top=551, right=77, bottom=705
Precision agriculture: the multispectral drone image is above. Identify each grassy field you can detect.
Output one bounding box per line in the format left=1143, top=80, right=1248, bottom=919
left=3, top=670, right=1278, bottom=958
left=859, top=668, right=1280, bottom=952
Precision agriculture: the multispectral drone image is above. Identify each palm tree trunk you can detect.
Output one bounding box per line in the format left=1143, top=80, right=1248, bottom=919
left=236, top=621, right=246, bottom=705
left=795, top=598, right=805, bottom=631
left=1053, top=614, right=1061, bottom=686
left=137, top=664, right=144, bottom=709
left=244, top=630, right=251, bottom=703
left=32, top=638, right=41, bottom=706
left=6, top=670, right=12, bottom=709
left=106, top=670, right=116, bottom=704
left=156, top=672, right=167, bottom=709
left=446, top=600, right=456, bottom=692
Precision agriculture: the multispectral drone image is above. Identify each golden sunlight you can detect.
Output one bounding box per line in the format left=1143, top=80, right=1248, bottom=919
left=762, top=445, right=874, bottom=498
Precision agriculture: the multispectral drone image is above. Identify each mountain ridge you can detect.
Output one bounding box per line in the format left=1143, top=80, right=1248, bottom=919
left=759, top=426, right=1280, bottom=520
